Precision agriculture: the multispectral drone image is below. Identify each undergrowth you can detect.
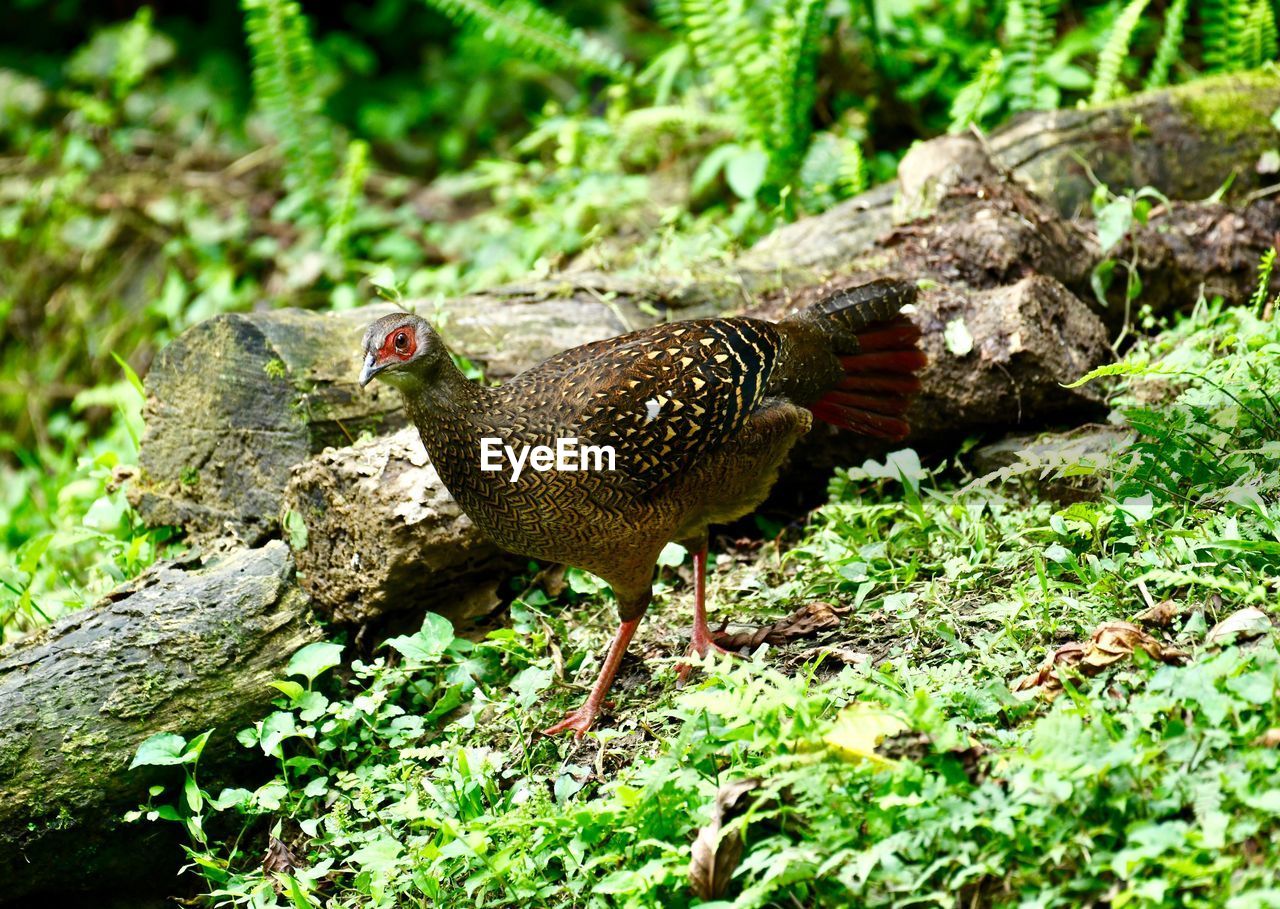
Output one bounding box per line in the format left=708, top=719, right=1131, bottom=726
left=131, top=300, right=1280, bottom=906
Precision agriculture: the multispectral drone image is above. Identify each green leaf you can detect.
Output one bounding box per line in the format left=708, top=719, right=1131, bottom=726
left=510, top=665, right=553, bottom=711
left=1095, top=197, right=1133, bottom=252
left=209, top=787, right=254, bottom=811
left=286, top=641, right=344, bottom=683
left=129, top=732, right=192, bottom=769
left=1118, top=492, right=1154, bottom=522
left=725, top=147, right=769, bottom=200
left=184, top=774, right=204, bottom=813
left=271, top=680, right=306, bottom=701
left=1061, top=360, right=1154, bottom=388
left=260, top=711, right=298, bottom=758
left=111, top=351, right=145, bottom=396
left=657, top=542, right=687, bottom=567
left=384, top=613, right=455, bottom=665
left=284, top=510, right=309, bottom=550
left=944, top=317, right=974, bottom=356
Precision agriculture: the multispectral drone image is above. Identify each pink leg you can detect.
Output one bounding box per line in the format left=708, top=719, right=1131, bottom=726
left=677, top=547, right=733, bottom=683
left=542, top=617, right=641, bottom=739
left=689, top=547, right=732, bottom=658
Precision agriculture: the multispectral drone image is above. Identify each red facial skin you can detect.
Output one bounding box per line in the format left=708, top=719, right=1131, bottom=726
left=377, top=326, right=417, bottom=367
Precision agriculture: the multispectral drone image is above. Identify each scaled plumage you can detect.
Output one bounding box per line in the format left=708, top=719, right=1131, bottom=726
left=362, top=278, right=925, bottom=736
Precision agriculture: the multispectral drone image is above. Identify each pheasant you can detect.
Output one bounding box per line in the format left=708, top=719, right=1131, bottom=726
left=360, top=278, right=925, bottom=737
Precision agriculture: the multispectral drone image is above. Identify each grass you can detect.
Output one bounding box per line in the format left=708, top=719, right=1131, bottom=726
left=129, top=296, right=1280, bottom=907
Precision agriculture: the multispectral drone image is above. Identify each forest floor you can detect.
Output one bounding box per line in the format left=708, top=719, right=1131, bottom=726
left=128, top=294, right=1280, bottom=908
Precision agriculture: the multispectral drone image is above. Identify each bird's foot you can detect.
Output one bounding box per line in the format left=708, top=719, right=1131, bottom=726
left=540, top=704, right=601, bottom=739
left=675, top=638, right=737, bottom=685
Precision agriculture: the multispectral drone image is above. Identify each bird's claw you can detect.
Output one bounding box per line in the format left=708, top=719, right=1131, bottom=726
left=540, top=706, right=600, bottom=739
left=675, top=639, right=736, bottom=686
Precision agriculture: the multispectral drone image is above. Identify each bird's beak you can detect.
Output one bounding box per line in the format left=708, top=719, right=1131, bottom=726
left=359, top=352, right=379, bottom=387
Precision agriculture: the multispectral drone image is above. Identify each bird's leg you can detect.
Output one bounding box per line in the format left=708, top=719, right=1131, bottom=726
left=688, top=546, right=732, bottom=658
left=541, top=617, right=641, bottom=739
left=677, top=546, right=734, bottom=683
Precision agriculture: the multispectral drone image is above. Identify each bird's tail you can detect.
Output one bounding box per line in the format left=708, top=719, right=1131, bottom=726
left=789, top=279, right=926, bottom=441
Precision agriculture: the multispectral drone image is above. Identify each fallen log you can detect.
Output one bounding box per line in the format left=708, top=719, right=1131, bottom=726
left=130, top=74, right=1280, bottom=545
left=0, top=542, right=318, bottom=902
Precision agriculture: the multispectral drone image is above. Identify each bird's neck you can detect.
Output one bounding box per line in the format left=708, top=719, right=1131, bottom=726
left=401, top=356, right=495, bottom=488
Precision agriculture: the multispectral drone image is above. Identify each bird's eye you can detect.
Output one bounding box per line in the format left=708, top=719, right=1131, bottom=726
left=394, top=331, right=409, bottom=352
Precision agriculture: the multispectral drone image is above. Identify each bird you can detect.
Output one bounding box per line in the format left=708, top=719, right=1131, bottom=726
left=360, top=278, right=925, bottom=737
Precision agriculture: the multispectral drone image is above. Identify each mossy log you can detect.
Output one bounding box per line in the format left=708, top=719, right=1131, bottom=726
left=0, top=542, right=318, bottom=902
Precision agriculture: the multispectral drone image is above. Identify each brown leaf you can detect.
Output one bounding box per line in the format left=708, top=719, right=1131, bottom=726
left=263, top=835, right=300, bottom=879
left=715, top=601, right=847, bottom=650
left=1013, top=621, right=1187, bottom=696
left=1134, top=599, right=1185, bottom=628
left=689, top=778, right=761, bottom=901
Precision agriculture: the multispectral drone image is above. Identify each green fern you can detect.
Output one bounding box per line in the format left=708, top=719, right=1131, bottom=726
left=424, top=0, right=631, bottom=81
left=1144, top=0, right=1189, bottom=88
left=1202, top=0, right=1276, bottom=71
left=1005, top=0, right=1060, bottom=110
left=675, top=0, right=828, bottom=195
left=1249, top=0, right=1279, bottom=66
left=241, top=0, right=336, bottom=218
left=324, top=139, right=370, bottom=256
left=836, top=136, right=867, bottom=198
left=1251, top=246, right=1277, bottom=315
left=949, top=48, right=1003, bottom=132
left=1090, top=0, right=1150, bottom=104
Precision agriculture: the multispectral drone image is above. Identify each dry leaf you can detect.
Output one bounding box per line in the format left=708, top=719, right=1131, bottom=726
left=1014, top=621, right=1187, bottom=696
left=1206, top=608, right=1273, bottom=646
left=1252, top=728, right=1280, bottom=748
left=715, top=601, right=847, bottom=650
left=263, top=834, right=300, bottom=879
left=689, top=778, right=762, bottom=900
left=824, top=703, right=910, bottom=764
left=1134, top=599, right=1185, bottom=628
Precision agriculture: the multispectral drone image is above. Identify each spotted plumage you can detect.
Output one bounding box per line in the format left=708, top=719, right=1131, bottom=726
left=361, top=278, right=925, bottom=737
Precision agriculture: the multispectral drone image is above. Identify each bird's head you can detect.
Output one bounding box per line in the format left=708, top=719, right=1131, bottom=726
left=359, top=312, right=447, bottom=390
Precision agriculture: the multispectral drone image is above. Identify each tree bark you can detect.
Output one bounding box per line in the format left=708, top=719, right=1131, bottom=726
left=0, top=543, right=318, bottom=902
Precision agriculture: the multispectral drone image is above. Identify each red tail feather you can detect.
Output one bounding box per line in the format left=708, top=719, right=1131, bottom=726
left=809, top=402, right=911, bottom=440
left=839, top=350, right=929, bottom=373
left=811, top=315, right=925, bottom=440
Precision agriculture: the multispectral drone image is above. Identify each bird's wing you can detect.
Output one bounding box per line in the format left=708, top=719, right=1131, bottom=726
left=512, top=318, right=783, bottom=500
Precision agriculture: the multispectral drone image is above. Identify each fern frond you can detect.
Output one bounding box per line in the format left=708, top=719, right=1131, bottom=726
left=761, top=0, right=825, bottom=180
left=1248, top=0, right=1279, bottom=66
left=1006, top=0, right=1060, bottom=110
left=836, top=136, right=867, bottom=198
left=949, top=48, right=1003, bottom=132
left=426, top=0, right=631, bottom=81
left=1201, top=0, right=1260, bottom=71
left=1144, top=0, right=1188, bottom=88
left=1251, top=246, right=1277, bottom=315
left=675, top=0, right=825, bottom=194
left=324, top=139, right=369, bottom=256
left=1090, top=0, right=1151, bottom=104
left=241, top=0, right=336, bottom=218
